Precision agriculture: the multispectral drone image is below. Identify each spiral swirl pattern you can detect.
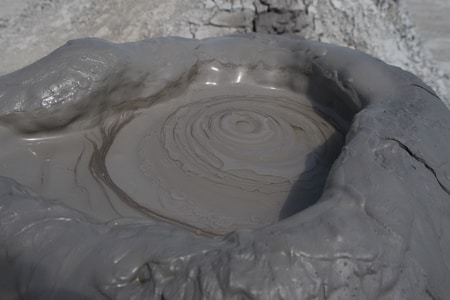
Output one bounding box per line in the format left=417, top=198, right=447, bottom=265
left=162, top=95, right=342, bottom=193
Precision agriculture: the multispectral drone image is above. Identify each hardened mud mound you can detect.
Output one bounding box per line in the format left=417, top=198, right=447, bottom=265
left=0, top=34, right=449, bottom=299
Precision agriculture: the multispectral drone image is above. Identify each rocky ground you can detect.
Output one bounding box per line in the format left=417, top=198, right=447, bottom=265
left=408, top=0, right=450, bottom=80
left=0, top=0, right=448, bottom=106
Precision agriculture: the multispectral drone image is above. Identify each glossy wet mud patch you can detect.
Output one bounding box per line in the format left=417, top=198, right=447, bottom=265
left=0, top=77, right=347, bottom=237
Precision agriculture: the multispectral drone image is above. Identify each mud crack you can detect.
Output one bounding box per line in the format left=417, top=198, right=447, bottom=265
left=383, top=137, right=450, bottom=196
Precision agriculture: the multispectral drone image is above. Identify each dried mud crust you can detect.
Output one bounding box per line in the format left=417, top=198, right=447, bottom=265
left=0, top=34, right=449, bottom=299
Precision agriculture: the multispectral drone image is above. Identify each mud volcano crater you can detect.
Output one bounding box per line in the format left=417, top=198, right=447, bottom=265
left=1, top=34, right=449, bottom=299
left=103, top=61, right=350, bottom=235
left=0, top=35, right=353, bottom=236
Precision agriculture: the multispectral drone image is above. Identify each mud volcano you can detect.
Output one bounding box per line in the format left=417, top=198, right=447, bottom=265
left=1, top=34, right=449, bottom=299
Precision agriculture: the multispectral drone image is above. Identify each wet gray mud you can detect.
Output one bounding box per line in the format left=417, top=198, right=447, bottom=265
left=0, top=34, right=449, bottom=299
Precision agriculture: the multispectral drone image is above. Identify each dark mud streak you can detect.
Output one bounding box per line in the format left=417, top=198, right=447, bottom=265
left=73, top=145, right=85, bottom=183
left=383, top=137, right=450, bottom=196
left=87, top=134, right=123, bottom=217
left=73, top=144, right=95, bottom=211
left=425, top=288, right=439, bottom=300
left=88, top=111, right=218, bottom=238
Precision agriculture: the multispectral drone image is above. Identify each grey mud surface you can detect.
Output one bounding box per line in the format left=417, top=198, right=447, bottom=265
left=0, top=34, right=449, bottom=299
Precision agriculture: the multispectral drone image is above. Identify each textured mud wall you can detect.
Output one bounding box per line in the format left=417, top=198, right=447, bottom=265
left=0, top=0, right=448, bottom=105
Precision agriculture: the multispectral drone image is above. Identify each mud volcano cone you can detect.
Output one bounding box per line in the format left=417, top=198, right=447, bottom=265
left=0, top=34, right=449, bottom=299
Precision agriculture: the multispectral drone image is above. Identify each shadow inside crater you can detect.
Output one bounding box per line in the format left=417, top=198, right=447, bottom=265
left=279, top=64, right=357, bottom=219
left=278, top=131, right=343, bottom=219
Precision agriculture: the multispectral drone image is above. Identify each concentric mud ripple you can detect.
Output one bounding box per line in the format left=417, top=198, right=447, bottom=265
left=107, top=90, right=344, bottom=234
left=162, top=95, right=341, bottom=192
